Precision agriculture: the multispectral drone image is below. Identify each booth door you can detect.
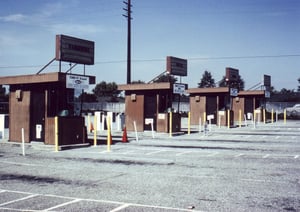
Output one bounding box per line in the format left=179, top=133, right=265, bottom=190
left=30, top=91, right=45, bottom=142
left=206, top=96, right=217, bottom=124
left=244, top=98, right=253, bottom=115
left=144, top=95, right=157, bottom=131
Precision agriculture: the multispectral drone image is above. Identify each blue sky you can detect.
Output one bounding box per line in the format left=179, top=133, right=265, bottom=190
left=0, top=0, right=299, bottom=91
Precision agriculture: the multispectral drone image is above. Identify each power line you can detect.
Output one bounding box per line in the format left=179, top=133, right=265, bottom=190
left=0, top=54, right=299, bottom=69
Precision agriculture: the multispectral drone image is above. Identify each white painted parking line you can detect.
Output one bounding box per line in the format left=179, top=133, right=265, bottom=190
left=0, top=194, right=39, bottom=207
left=145, top=150, right=166, bottom=155
left=206, top=152, right=219, bottom=157
left=0, top=161, right=41, bottom=167
left=44, top=199, right=80, bottom=211
left=235, top=153, right=244, bottom=158
left=295, top=155, right=299, bottom=159
left=176, top=151, right=194, bottom=156
left=110, top=203, right=130, bottom=212
left=263, top=154, right=269, bottom=158
left=0, top=189, right=203, bottom=212
left=275, top=136, right=280, bottom=139
left=120, top=150, right=136, bottom=155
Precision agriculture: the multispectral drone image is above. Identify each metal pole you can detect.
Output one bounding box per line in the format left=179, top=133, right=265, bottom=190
left=123, top=0, right=132, bottom=84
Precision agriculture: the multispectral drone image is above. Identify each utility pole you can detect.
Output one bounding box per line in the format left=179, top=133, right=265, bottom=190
left=123, top=0, right=132, bottom=84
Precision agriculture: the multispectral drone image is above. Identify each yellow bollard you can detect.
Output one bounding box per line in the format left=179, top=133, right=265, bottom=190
left=107, top=116, right=111, bottom=152
left=203, top=112, right=206, bottom=125
left=54, top=116, right=59, bottom=152
left=271, top=109, right=274, bottom=123
left=263, top=109, right=266, bottom=124
left=169, top=112, right=173, bottom=137
left=93, top=115, right=97, bottom=146
left=227, top=110, right=230, bottom=129
left=188, top=112, right=191, bottom=135
left=239, top=109, right=242, bottom=128
left=284, top=109, right=286, bottom=124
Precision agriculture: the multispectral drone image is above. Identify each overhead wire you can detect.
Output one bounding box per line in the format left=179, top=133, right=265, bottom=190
left=1, top=54, right=299, bottom=69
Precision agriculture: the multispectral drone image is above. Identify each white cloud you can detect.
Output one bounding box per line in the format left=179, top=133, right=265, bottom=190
left=0, top=13, right=27, bottom=23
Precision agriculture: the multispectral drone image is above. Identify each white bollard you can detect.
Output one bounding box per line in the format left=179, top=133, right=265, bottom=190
left=199, top=117, right=202, bottom=134
left=151, top=122, right=155, bottom=139
left=21, top=128, right=25, bottom=156
left=133, top=121, right=138, bottom=142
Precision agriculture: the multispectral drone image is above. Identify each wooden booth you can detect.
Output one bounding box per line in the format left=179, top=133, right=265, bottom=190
left=118, top=83, right=181, bottom=133
left=232, top=90, right=266, bottom=122
left=187, top=87, right=231, bottom=126
left=187, top=87, right=267, bottom=126
left=0, top=72, right=95, bottom=145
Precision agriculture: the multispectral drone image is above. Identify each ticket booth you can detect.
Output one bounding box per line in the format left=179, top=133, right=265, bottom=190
left=187, top=87, right=267, bottom=126
left=232, top=90, right=266, bottom=122
left=187, top=87, right=231, bottom=126
left=0, top=72, right=95, bottom=144
left=118, top=83, right=181, bottom=133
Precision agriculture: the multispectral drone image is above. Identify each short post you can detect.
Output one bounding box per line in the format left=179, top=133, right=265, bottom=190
left=199, top=117, right=202, bottom=134
left=21, top=128, right=25, bottom=156
left=204, top=121, right=208, bottom=136
left=188, top=112, right=191, bottom=135
left=239, top=109, right=242, bottom=128
left=227, top=110, right=230, bottom=129
left=151, top=121, right=155, bottom=139
left=263, top=109, right=266, bottom=124
left=54, top=116, right=59, bottom=152
left=253, top=110, right=256, bottom=129
left=107, top=116, right=111, bottom=152
left=133, top=121, right=138, bottom=141
left=94, top=115, right=97, bottom=146
left=169, top=112, right=173, bottom=137
left=271, top=109, right=274, bottom=123
left=284, top=109, right=287, bottom=124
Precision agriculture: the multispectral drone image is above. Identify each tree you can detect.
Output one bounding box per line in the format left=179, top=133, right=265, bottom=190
left=298, top=77, right=300, bottom=92
left=78, top=92, right=97, bottom=102
left=153, top=74, right=177, bottom=83
left=92, top=81, right=120, bottom=102
left=218, top=75, right=245, bottom=91
left=198, top=70, right=215, bottom=88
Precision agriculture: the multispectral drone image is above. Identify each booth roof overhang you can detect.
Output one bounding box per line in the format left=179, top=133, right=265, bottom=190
left=187, top=87, right=265, bottom=96
left=118, top=82, right=172, bottom=91
left=0, top=72, right=95, bottom=85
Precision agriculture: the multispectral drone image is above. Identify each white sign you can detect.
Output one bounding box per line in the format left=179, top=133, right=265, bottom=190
left=207, top=115, right=215, bottom=120
left=230, top=88, right=238, bottom=97
left=66, top=74, right=89, bottom=90
left=265, top=91, right=270, bottom=98
left=173, top=83, right=186, bottom=95
left=145, top=118, right=154, bottom=125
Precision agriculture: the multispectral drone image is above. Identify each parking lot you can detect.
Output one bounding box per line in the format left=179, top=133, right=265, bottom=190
left=0, top=120, right=300, bottom=211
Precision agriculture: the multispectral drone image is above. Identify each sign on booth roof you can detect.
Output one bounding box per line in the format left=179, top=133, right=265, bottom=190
left=173, top=83, right=186, bottom=95
left=66, top=74, right=89, bottom=90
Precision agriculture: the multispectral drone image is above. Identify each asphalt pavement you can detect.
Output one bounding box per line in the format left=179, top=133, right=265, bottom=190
left=0, top=120, right=299, bottom=211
